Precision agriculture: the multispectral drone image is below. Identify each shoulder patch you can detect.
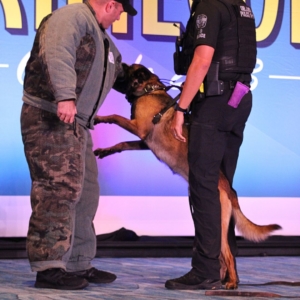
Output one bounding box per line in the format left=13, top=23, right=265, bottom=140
left=196, top=14, right=207, bottom=39
left=196, top=14, right=208, bottom=29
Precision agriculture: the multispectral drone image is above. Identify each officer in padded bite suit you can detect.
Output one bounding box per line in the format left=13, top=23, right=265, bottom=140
left=21, top=0, right=137, bottom=291
left=167, top=0, right=257, bottom=290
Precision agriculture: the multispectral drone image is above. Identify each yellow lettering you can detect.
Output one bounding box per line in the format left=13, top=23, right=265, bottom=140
left=0, top=0, right=22, bottom=29
left=112, top=14, right=128, bottom=34
left=67, top=0, right=83, bottom=3
left=291, top=0, right=300, bottom=43
left=188, top=0, right=245, bottom=10
left=256, top=0, right=279, bottom=42
left=35, top=0, right=52, bottom=29
left=142, top=0, right=179, bottom=37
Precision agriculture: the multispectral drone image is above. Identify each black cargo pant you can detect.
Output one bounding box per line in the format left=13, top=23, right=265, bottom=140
left=188, top=88, right=252, bottom=280
left=21, top=103, right=99, bottom=272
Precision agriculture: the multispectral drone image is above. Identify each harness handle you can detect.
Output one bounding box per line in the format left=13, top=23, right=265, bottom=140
left=152, top=91, right=182, bottom=125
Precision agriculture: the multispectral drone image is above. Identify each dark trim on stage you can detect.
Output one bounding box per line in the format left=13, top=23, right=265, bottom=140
left=0, top=235, right=299, bottom=259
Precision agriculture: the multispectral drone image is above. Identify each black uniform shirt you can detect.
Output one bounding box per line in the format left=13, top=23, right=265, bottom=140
left=192, top=0, right=252, bottom=81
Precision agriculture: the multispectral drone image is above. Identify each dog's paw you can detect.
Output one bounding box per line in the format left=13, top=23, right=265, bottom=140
left=94, top=148, right=113, bottom=159
left=94, top=148, right=104, bottom=158
left=224, top=281, right=238, bottom=290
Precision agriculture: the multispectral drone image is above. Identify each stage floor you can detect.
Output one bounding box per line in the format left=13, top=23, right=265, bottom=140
left=0, top=257, right=299, bottom=299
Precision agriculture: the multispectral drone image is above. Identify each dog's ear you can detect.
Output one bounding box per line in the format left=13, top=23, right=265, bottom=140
left=113, top=63, right=130, bottom=94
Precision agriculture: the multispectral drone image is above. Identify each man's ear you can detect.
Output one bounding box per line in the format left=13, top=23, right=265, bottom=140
left=105, top=0, right=114, bottom=14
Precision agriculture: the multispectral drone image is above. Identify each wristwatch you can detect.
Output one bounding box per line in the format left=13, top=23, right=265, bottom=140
left=174, top=103, right=188, bottom=113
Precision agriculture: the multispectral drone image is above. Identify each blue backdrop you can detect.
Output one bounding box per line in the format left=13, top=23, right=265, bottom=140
left=0, top=0, right=299, bottom=197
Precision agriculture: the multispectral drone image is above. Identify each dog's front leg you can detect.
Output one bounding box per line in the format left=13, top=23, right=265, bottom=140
left=94, top=115, right=140, bottom=137
left=94, top=140, right=149, bottom=159
left=94, top=115, right=114, bottom=125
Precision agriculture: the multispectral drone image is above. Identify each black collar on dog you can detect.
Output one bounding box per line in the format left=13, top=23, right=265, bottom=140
left=126, top=83, right=182, bottom=125
left=126, top=84, right=167, bottom=102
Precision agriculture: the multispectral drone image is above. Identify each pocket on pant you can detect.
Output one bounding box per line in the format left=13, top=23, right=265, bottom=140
left=218, top=104, right=237, bottom=132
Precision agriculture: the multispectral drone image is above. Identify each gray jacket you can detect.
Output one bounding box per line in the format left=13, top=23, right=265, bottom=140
left=22, top=2, right=123, bottom=129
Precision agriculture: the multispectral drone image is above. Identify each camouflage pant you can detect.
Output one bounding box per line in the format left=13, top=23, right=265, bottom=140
left=21, top=103, right=99, bottom=272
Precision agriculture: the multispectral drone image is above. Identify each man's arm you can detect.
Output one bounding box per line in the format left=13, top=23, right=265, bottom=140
left=171, top=45, right=214, bottom=142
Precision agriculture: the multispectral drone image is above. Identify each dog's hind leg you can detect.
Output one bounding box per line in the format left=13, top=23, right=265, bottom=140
left=94, top=140, right=149, bottom=158
left=219, top=186, right=238, bottom=290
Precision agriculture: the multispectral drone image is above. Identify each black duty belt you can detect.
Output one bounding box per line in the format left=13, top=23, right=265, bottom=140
left=222, top=80, right=251, bottom=90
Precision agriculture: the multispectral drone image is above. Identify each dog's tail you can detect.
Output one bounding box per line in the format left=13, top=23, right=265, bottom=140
left=231, top=192, right=282, bottom=242
left=218, top=171, right=281, bottom=242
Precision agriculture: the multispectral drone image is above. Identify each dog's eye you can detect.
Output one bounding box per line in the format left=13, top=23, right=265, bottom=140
left=137, top=73, right=147, bottom=83
left=132, top=69, right=152, bottom=84
left=141, top=71, right=151, bottom=80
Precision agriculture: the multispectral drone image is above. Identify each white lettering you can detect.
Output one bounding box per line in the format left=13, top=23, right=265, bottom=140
left=240, top=11, right=254, bottom=19
left=197, top=33, right=206, bottom=39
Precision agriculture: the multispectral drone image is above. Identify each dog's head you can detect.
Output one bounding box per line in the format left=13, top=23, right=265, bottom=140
left=113, top=64, right=164, bottom=102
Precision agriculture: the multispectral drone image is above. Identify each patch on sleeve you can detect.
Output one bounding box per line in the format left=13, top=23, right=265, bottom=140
left=108, top=51, right=115, bottom=64
left=196, top=14, right=207, bottom=39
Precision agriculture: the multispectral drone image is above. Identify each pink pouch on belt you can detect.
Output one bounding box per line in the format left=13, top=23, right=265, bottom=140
left=228, top=81, right=250, bottom=108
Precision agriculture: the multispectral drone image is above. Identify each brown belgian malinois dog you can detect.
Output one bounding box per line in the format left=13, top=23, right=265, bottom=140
left=94, top=64, right=281, bottom=290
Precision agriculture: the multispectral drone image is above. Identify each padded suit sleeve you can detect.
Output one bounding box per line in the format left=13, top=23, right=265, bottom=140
left=41, top=9, right=88, bottom=102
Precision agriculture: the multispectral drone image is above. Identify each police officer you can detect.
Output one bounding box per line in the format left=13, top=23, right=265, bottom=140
left=167, top=0, right=257, bottom=290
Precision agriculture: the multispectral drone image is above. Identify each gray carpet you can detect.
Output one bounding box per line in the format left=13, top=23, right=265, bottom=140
left=0, top=257, right=299, bottom=299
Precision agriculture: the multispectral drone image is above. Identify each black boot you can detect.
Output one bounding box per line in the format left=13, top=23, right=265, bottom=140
left=165, top=269, right=222, bottom=290
left=35, top=268, right=89, bottom=290
left=69, top=267, right=117, bottom=283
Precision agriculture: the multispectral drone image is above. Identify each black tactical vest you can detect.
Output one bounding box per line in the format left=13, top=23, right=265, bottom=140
left=214, top=0, right=257, bottom=74
left=174, top=0, right=257, bottom=75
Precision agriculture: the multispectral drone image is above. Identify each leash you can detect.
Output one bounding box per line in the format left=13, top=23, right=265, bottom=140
left=150, top=84, right=182, bottom=125
left=152, top=91, right=181, bottom=125
left=205, top=281, right=300, bottom=298
left=205, top=290, right=300, bottom=298
left=242, top=281, right=300, bottom=287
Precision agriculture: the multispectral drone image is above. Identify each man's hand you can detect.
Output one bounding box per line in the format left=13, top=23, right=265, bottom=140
left=57, top=100, right=77, bottom=123
left=170, top=111, right=186, bottom=142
